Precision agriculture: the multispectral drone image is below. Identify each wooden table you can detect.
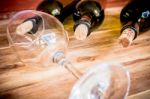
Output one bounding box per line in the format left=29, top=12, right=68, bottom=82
left=0, top=8, right=150, bottom=99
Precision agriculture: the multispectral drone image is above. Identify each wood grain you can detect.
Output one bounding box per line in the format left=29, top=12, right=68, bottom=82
left=0, top=8, right=150, bottom=99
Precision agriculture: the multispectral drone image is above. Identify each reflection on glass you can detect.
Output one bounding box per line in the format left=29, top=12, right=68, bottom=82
left=69, top=62, right=130, bottom=99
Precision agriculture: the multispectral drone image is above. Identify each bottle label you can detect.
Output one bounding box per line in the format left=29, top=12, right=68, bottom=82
left=119, top=28, right=136, bottom=47
left=40, top=33, right=56, bottom=46
left=121, top=28, right=135, bottom=39
left=141, top=10, right=150, bottom=19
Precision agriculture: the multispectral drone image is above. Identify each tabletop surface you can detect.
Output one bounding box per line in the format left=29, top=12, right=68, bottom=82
left=0, top=8, right=150, bottom=99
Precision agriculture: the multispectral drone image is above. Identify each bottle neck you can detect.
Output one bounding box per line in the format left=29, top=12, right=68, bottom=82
left=81, top=15, right=92, bottom=23
left=121, top=21, right=139, bottom=39
left=73, top=0, right=104, bottom=40
left=16, top=16, right=42, bottom=35
left=26, top=16, right=42, bottom=34
left=73, top=15, right=92, bottom=40
left=60, top=0, right=80, bottom=22
left=119, top=21, right=139, bottom=47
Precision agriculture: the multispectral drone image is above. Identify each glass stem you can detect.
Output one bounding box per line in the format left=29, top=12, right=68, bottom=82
left=60, top=59, right=82, bottom=79
left=53, top=52, right=82, bottom=79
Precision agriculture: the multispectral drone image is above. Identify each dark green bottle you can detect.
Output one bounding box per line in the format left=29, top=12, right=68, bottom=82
left=73, top=0, right=104, bottom=40
left=37, top=0, right=63, bottom=22
left=119, top=0, right=150, bottom=47
left=37, top=0, right=80, bottom=22
left=16, top=15, right=42, bottom=35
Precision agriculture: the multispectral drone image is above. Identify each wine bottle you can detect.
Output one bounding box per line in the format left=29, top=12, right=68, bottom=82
left=36, top=0, right=63, bottom=22
left=37, top=0, right=80, bottom=22
left=16, top=15, right=42, bottom=35
left=119, top=0, right=150, bottom=47
left=73, top=0, right=104, bottom=40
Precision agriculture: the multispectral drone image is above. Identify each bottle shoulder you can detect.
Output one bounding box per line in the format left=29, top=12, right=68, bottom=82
left=120, top=0, right=150, bottom=24
left=37, top=0, right=63, bottom=11
left=73, top=0, right=104, bottom=23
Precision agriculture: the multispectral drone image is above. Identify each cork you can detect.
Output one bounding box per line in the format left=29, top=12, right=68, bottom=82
left=16, top=21, right=33, bottom=35
left=119, top=28, right=136, bottom=47
left=74, top=24, right=89, bottom=40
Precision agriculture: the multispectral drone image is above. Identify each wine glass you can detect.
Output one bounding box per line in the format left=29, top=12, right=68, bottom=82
left=7, top=10, right=81, bottom=78
left=69, top=62, right=131, bottom=99
left=7, top=11, right=130, bottom=99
